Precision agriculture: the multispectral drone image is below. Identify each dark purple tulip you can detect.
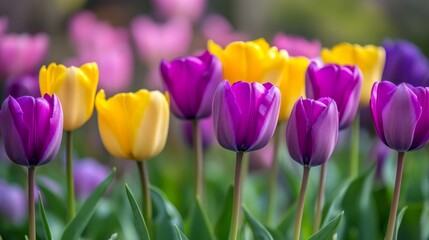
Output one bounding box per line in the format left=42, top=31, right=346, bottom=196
left=212, top=81, right=280, bottom=152
left=182, top=117, right=214, bottom=150
left=370, top=81, right=429, bottom=152
left=286, top=97, right=339, bottom=167
left=74, top=158, right=109, bottom=199
left=5, top=73, right=40, bottom=98
left=1, top=94, right=63, bottom=167
left=160, top=51, right=223, bottom=119
left=306, top=62, right=362, bottom=129
left=382, top=39, right=429, bottom=87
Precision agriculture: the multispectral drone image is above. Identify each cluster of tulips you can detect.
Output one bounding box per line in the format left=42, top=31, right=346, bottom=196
left=1, top=37, right=429, bottom=240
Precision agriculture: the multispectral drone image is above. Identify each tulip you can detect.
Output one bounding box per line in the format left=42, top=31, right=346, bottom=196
left=272, top=33, right=321, bottom=58
left=39, top=62, right=98, bottom=131
left=382, top=39, right=429, bottom=87
left=182, top=117, right=214, bottom=150
left=213, top=80, right=280, bottom=240
left=74, top=158, right=109, bottom=199
left=131, top=16, right=192, bottom=65
left=321, top=42, right=385, bottom=106
left=201, top=14, right=248, bottom=47
left=96, top=89, right=169, bottom=237
left=286, top=97, right=338, bottom=240
left=152, top=0, right=206, bottom=21
left=1, top=94, right=63, bottom=167
left=306, top=62, right=362, bottom=129
left=213, top=81, right=281, bottom=152
left=0, top=180, right=27, bottom=225
left=0, top=33, right=49, bottom=78
left=1, top=94, right=63, bottom=240
left=5, top=73, right=40, bottom=98
left=160, top=51, right=222, bottom=119
left=248, top=141, right=274, bottom=172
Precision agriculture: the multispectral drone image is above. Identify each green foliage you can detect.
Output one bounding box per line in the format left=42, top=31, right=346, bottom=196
left=243, top=207, right=274, bottom=240
left=174, top=225, right=189, bottom=240
left=125, top=184, right=150, bottom=240
left=188, top=197, right=216, bottom=240
left=214, top=185, right=233, bottom=240
left=308, top=211, right=343, bottom=240
left=38, top=192, right=52, bottom=240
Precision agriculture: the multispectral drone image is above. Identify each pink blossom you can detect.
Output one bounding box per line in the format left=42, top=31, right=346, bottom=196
left=201, top=14, right=248, bottom=47
left=272, top=33, right=321, bottom=58
left=152, top=0, right=206, bottom=22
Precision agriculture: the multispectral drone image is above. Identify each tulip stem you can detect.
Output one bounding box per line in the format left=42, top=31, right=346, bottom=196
left=28, top=167, right=36, bottom=240
left=66, top=130, right=75, bottom=221
left=314, top=163, right=327, bottom=232
left=385, top=152, right=405, bottom=240
left=192, top=120, right=204, bottom=201
left=229, top=151, right=244, bottom=240
left=293, top=166, right=311, bottom=240
left=267, top=123, right=283, bottom=225
left=137, top=161, right=153, bottom=238
left=350, top=115, right=360, bottom=179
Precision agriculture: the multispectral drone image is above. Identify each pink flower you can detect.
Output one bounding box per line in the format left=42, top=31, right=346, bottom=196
left=152, top=0, right=206, bottom=22
left=0, top=33, right=49, bottom=78
left=272, top=33, right=321, bottom=58
left=201, top=14, right=248, bottom=47
left=131, top=16, right=192, bottom=65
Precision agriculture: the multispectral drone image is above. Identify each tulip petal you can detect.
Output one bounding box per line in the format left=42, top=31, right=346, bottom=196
left=286, top=98, right=308, bottom=164
left=410, top=87, right=429, bottom=150
left=381, top=84, right=421, bottom=151
left=370, top=81, right=396, bottom=145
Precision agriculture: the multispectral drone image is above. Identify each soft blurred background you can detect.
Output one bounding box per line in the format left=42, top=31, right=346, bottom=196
left=0, top=0, right=429, bottom=239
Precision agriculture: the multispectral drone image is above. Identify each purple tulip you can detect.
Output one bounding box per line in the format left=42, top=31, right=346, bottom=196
left=370, top=81, right=429, bottom=152
left=1, top=94, right=63, bottom=167
left=74, top=158, right=109, bottom=199
left=183, top=117, right=214, bottom=150
left=0, top=33, right=49, bottom=78
left=213, top=81, right=280, bottom=152
left=286, top=98, right=339, bottom=167
left=0, top=180, right=26, bottom=224
left=306, top=62, right=362, bottom=129
left=160, top=51, right=223, bottom=119
left=5, top=73, right=40, bottom=98
left=272, top=33, right=321, bottom=58
left=382, top=39, right=429, bottom=87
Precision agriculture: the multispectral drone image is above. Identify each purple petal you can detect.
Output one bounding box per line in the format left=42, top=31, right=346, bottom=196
left=370, top=81, right=396, bottom=145
left=286, top=98, right=308, bottom=165
left=409, top=87, right=429, bottom=150
left=381, top=83, right=421, bottom=151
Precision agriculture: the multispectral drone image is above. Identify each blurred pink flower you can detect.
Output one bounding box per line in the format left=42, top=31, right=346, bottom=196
left=68, top=11, right=133, bottom=93
left=0, top=33, right=49, bottom=78
left=73, top=158, right=110, bottom=199
left=272, top=33, right=321, bottom=58
left=201, top=14, right=248, bottom=47
left=0, top=17, right=7, bottom=35
left=131, top=16, right=192, bottom=65
left=146, top=66, right=164, bottom=91
left=248, top=140, right=274, bottom=172
left=152, top=0, right=206, bottom=22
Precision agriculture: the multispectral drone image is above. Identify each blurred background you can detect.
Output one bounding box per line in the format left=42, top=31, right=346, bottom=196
left=0, top=0, right=429, bottom=239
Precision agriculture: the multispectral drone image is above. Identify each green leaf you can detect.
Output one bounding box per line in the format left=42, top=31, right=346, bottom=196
left=308, top=211, right=344, bottom=240
left=174, top=225, right=189, bottom=240
left=275, top=203, right=297, bottom=239
left=125, top=184, right=150, bottom=240
left=37, top=179, right=67, bottom=221
left=188, top=197, right=216, bottom=240
left=214, top=185, right=233, bottom=240
left=393, top=206, right=407, bottom=240
left=60, top=168, right=116, bottom=240
left=243, top=207, right=274, bottom=240
left=38, top=192, right=52, bottom=240
left=151, top=187, right=183, bottom=240
left=108, top=233, right=118, bottom=240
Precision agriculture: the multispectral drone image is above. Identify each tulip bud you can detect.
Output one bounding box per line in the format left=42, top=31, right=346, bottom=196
left=306, top=62, right=362, bottom=129
left=212, top=81, right=280, bottom=152
left=286, top=98, right=339, bottom=167
left=370, top=81, right=429, bottom=152
left=1, top=94, right=63, bottom=167
left=5, top=73, right=40, bottom=98
left=160, top=51, right=223, bottom=119
left=74, top=158, right=109, bottom=199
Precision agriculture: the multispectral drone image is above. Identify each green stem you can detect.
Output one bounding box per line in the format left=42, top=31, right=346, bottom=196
left=314, top=163, right=327, bottom=232
left=28, top=167, right=36, bottom=240
left=293, top=166, right=311, bottom=240
left=66, top=130, right=75, bottom=221
left=385, top=152, right=405, bottom=240
left=350, top=115, right=360, bottom=179
left=267, top=123, right=283, bottom=225
left=137, top=161, right=153, bottom=238
left=192, top=120, right=204, bottom=201
left=229, top=152, right=244, bottom=240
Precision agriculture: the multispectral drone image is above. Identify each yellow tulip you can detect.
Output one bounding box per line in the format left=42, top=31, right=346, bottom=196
left=39, top=62, right=99, bottom=131
left=321, top=42, right=385, bottom=106
left=265, top=52, right=311, bottom=121
left=208, top=38, right=277, bottom=83
left=95, top=89, right=170, bottom=160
